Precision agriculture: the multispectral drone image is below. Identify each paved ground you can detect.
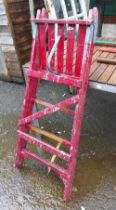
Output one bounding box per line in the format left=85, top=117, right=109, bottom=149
left=0, top=80, right=116, bottom=210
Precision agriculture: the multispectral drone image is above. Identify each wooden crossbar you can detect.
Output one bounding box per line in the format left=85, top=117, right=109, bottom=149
left=20, top=149, right=67, bottom=178
left=17, top=130, right=70, bottom=161
left=31, top=18, right=93, bottom=25
left=27, top=125, right=71, bottom=147
left=31, top=98, right=75, bottom=116
left=97, top=57, right=116, bottom=65
left=19, top=95, right=79, bottom=126
left=99, top=47, right=116, bottom=53
left=27, top=70, right=82, bottom=88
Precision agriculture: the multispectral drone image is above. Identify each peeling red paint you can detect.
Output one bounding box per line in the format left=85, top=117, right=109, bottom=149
left=14, top=8, right=98, bottom=201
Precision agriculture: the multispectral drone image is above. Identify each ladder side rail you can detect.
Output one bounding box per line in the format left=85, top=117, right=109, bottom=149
left=14, top=9, right=49, bottom=168
left=63, top=10, right=97, bottom=200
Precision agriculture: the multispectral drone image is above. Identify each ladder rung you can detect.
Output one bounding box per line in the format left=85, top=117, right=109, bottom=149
left=31, top=98, right=75, bottom=116
left=17, top=130, right=71, bottom=162
left=27, top=125, right=71, bottom=147
left=27, top=69, right=82, bottom=88
left=20, top=149, right=67, bottom=178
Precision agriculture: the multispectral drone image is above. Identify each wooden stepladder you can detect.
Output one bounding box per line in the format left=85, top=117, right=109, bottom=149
left=14, top=8, right=98, bottom=201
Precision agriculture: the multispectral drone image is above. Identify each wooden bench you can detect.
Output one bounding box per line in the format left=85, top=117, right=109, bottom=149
left=89, top=37, right=116, bottom=93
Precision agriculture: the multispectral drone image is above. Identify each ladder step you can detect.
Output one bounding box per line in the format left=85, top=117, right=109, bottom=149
left=20, top=149, right=67, bottom=179
left=31, top=98, right=75, bottom=116
left=27, top=69, right=82, bottom=88
left=17, top=130, right=71, bottom=162
left=27, top=125, right=71, bottom=147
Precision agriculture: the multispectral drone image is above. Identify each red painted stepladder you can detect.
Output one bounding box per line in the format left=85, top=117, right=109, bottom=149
left=14, top=8, right=98, bottom=201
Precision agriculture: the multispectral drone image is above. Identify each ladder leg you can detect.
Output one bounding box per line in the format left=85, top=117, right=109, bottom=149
left=14, top=77, right=39, bottom=168
left=63, top=93, right=85, bottom=200
left=63, top=150, right=77, bottom=201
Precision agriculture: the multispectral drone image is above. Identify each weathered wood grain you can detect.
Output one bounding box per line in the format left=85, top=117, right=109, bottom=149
left=98, top=65, right=116, bottom=83
left=97, top=57, right=116, bottom=65
left=108, top=68, right=116, bottom=85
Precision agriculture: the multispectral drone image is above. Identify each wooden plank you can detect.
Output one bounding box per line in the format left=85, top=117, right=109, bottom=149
left=92, top=50, right=102, bottom=62
left=90, top=62, right=100, bottom=76
left=99, top=47, right=116, bottom=53
left=14, top=23, right=31, bottom=32
left=65, top=25, right=75, bottom=75
left=31, top=18, right=93, bottom=25
left=27, top=125, right=71, bottom=147
left=8, top=5, right=30, bottom=14
left=97, top=58, right=116, bottom=65
left=28, top=69, right=82, bottom=88
left=17, top=42, right=32, bottom=52
left=90, top=64, right=108, bottom=81
left=57, top=24, right=64, bottom=74
left=108, top=68, right=116, bottom=85
left=99, top=52, right=109, bottom=58
left=74, top=25, right=86, bottom=77
left=9, top=13, right=30, bottom=23
left=4, top=0, right=23, bottom=73
left=108, top=53, right=116, bottom=59
left=98, top=65, right=116, bottom=83
left=38, top=23, right=47, bottom=70
left=16, top=33, right=32, bottom=43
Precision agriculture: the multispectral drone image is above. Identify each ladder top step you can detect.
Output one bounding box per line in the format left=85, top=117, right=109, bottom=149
left=27, top=69, right=82, bottom=88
